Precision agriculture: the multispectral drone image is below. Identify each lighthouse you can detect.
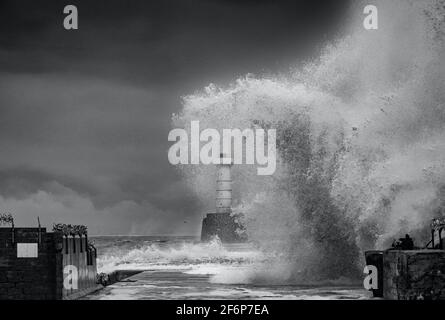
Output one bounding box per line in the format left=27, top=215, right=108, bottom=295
left=215, top=154, right=232, bottom=214
left=200, top=154, right=245, bottom=242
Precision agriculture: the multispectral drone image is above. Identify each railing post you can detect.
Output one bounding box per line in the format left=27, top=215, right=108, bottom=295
left=439, top=228, right=443, bottom=250
left=431, top=229, right=435, bottom=248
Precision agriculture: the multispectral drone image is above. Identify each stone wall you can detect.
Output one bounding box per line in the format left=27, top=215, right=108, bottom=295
left=0, top=228, right=60, bottom=299
left=383, top=250, right=445, bottom=300
left=0, top=227, right=97, bottom=300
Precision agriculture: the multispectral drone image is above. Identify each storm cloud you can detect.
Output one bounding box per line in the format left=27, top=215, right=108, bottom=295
left=0, top=0, right=349, bottom=234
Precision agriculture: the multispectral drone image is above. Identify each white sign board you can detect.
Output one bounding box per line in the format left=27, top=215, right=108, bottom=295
left=17, top=243, right=38, bottom=258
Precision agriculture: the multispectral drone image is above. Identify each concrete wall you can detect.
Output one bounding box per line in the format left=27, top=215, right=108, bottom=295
left=383, top=250, right=445, bottom=300
left=0, top=227, right=97, bottom=300
left=61, top=237, right=97, bottom=299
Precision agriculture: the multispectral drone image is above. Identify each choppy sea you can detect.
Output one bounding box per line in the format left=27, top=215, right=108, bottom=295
left=83, top=236, right=369, bottom=300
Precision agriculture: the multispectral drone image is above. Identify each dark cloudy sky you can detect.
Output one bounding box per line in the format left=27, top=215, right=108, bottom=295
left=0, top=0, right=349, bottom=235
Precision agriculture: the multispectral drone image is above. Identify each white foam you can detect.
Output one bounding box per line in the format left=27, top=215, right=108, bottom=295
left=97, top=238, right=262, bottom=274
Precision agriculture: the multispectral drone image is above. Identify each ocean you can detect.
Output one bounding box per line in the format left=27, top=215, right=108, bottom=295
left=83, top=236, right=369, bottom=300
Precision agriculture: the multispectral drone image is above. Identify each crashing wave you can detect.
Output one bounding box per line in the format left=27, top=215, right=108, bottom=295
left=173, top=0, right=445, bottom=282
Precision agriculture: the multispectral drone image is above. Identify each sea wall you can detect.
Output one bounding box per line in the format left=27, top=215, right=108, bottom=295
left=0, top=227, right=97, bottom=300
left=0, top=228, right=59, bottom=299
left=383, top=250, right=445, bottom=300
left=61, top=236, right=98, bottom=299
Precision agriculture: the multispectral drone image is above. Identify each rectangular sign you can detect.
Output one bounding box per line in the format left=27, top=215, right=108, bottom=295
left=17, top=243, right=38, bottom=258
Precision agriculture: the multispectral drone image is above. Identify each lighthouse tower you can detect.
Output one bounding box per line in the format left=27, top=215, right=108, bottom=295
left=200, top=154, right=244, bottom=242
left=215, top=154, right=232, bottom=214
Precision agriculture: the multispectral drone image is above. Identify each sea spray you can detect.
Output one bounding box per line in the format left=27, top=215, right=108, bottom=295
left=173, top=0, right=445, bottom=283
